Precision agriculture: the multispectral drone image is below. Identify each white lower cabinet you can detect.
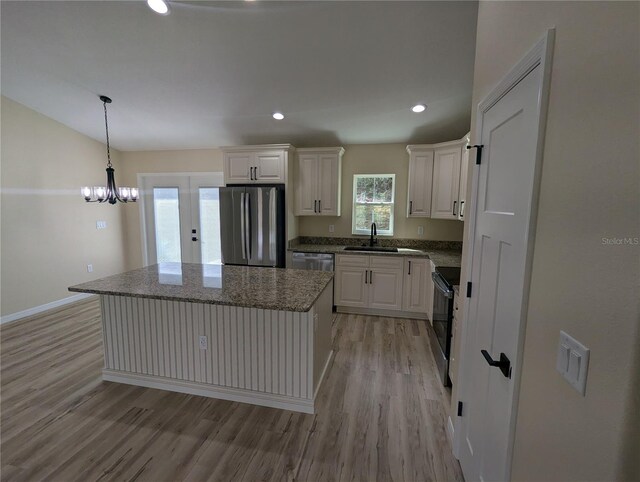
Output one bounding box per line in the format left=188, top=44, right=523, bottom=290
left=334, top=266, right=368, bottom=308
left=335, top=255, right=403, bottom=311
left=368, top=257, right=404, bottom=311
left=402, top=258, right=430, bottom=313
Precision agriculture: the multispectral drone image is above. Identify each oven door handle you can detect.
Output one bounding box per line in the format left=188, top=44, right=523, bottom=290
left=432, top=272, right=454, bottom=299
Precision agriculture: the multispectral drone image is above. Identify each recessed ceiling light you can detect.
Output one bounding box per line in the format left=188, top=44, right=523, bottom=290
left=272, top=112, right=284, bottom=120
left=147, top=0, right=170, bottom=15
left=411, top=104, right=427, bottom=113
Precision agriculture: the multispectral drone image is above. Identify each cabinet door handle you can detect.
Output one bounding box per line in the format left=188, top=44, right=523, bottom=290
left=364, top=269, right=368, bottom=284
left=249, top=166, right=254, bottom=180
left=453, top=201, right=457, bottom=216
left=408, top=261, right=411, bottom=275
left=409, top=201, right=413, bottom=215
left=314, top=200, right=317, bottom=213
left=318, top=200, right=321, bottom=212
left=369, top=270, right=373, bottom=284
left=460, top=201, right=465, bottom=218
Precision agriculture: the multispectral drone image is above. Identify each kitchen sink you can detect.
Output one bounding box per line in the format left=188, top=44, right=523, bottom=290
left=343, top=246, right=399, bottom=253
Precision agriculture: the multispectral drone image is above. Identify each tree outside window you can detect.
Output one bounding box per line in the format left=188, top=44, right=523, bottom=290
left=352, top=174, right=395, bottom=235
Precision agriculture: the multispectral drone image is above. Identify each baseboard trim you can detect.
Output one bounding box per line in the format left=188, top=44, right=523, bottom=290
left=314, top=349, right=334, bottom=399
left=0, top=293, right=95, bottom=325
left=336, top=306, right=428, bottom=320
left=102, top=369, right=316, bottom=414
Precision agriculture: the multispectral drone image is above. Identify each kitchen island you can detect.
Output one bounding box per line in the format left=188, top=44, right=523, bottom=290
left=69, top=263, right=334, bottom=413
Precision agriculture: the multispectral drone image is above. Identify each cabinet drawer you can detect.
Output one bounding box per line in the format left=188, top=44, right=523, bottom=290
left=336, top=254, right=370, bottom=268
left=370, top=256, right=404, bottom=270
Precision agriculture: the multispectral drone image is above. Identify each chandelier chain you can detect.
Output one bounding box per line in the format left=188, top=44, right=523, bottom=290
left=103, top=100, right=112, bottom=168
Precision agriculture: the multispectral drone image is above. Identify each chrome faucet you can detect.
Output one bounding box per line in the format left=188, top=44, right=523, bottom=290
left=370, top=222, right=377, bottom=247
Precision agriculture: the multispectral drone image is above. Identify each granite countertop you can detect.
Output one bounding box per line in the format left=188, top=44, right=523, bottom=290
left=69, top=263, right=334, bottom=312
left=290, top=244, right=462, bottom=268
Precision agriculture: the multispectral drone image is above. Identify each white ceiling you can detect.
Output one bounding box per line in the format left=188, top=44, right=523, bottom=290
left=1, top=1, right=478, bottom=151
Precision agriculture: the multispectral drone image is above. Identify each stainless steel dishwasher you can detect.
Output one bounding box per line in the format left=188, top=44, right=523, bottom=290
left=291, top=252, right=335, bottom=309
left=291, top=252, right=334, bottom=272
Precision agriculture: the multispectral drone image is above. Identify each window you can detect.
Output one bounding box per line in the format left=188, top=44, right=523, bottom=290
left=352, top=174, right=395, bottom=235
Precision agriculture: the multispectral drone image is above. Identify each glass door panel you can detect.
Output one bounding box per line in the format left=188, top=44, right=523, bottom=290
left=141, top=173, right=224, bottom=266
left=153, top=187, right=182, bottom=263
left=198, top=187, right=222, bottom=265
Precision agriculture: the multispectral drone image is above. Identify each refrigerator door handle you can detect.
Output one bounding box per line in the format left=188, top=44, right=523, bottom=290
left=245, top=192, right=251, bottom=259
left=269, top=188, right=276, bottom=263
left=240, top=192, right=246, bottom=259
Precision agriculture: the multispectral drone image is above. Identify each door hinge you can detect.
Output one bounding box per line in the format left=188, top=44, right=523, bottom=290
left=466, top=281, right=472, bottom=298
left=466, top=144, right=484, bottom=165
left=457, top=401, right=463, bottom=416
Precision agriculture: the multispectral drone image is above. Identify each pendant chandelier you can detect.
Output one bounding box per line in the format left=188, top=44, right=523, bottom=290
left=81, top=95, right=138, bottom=204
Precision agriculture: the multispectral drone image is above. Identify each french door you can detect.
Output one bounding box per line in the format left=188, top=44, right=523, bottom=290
left=141, top=173, right=224, bottom=265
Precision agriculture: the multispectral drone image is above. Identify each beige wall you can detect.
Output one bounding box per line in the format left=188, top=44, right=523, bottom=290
left=462, top=2, right=639, bottom=480
left=0, top=97, right=128, bottom=316
left=298, top=143, right=465, bottom=240
left=118, top=149, right=223, bottom=269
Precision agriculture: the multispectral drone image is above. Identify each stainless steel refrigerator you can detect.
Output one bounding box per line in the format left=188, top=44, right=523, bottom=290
left=219, top=185, right=286, bottom=268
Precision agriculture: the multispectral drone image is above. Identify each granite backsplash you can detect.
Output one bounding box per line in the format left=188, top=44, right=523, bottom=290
left=289, top=236, right=463, bottom=251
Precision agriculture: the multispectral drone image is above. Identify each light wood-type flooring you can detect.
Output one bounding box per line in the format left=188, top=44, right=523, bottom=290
left=1, top=297, right=464, bottom=481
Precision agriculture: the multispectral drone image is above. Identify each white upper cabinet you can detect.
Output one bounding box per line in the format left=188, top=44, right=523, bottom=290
left=431, top=143, right=462, bottom=219
left=458, top=133, right=470, bottom=221
left=406, top=146, right=434, bottom=217
left=222, top=145, right=293, bottom=184
left=224, top=151, right=253, bottom=183
left=295, top=147, right=344, bottom=216
left=296, top=153, right=318, bottom=216
left=255, top=151, right=285, bottom=181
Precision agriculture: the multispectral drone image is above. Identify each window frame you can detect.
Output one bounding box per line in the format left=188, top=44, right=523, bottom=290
left=351, top=173, right=396, bottom=236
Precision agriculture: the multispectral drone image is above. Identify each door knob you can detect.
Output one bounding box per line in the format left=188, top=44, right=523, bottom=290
left=481, top=350, right=512, bottom=378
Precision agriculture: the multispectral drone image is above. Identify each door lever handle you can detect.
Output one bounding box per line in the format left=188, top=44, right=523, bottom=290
left=481, top=350, right=512, bottom=378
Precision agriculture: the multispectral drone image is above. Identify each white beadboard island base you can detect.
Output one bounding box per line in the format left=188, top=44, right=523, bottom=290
left=70, top=264, right=334, bottom=414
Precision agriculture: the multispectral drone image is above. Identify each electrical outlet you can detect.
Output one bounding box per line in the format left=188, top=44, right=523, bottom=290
left=417, top=226, right=424, bottom=236
left=87, top=264, right=93, bottom=273
left=96, top=221, right=107, bottom=229
left=329, top=224, right=335, bottom=233
left=199, top=335, right=207, bottom=350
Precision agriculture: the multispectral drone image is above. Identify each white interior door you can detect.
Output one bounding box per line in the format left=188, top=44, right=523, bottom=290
left=142, top=173, right=223, bottom=265
left=458, top=37, right=551, bottom=481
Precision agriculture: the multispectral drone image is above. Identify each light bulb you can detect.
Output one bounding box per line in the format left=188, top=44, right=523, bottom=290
left=272, top=112, right=284, bottom=120
left=119, top=187, right=130, bottom=200
left=130, top=188, right=139, bottom=201
left=94, top=186, right=106, bottom=201
left=411, top=104, right=427, bottom=113
left=147, top=0, right=170, bottom=15
left=81, top=186, right=92, bottom=201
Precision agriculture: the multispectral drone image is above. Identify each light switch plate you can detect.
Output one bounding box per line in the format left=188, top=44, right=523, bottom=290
left=556, top=331, right=590, bottom=395
left=96, top=221, right=107, bottom=229
left=418, top=226, right=424, bottom=236
left=328, top=224, right=335, bottom=233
